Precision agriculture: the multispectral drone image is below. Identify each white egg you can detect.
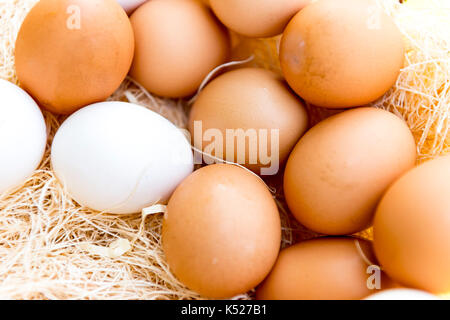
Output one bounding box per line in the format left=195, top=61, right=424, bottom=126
left=51, top=102, right=194, bottom=214
left=116, top=0, right=148, bottom=14
left=0, top=79, right=47, bottom=194
left=365, top=289, right=440, bottom=300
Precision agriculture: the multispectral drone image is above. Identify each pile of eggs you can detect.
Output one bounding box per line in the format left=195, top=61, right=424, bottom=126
left=1, top=0, right=448, bottom=300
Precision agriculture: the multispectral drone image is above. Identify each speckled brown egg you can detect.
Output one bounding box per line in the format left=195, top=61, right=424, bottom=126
left=15, top=0, right=134, bottom=115
left=374, top=156, right=450, bottom=294
left=189, top=68, right=309, bottom=176
left=162, top=164, right=281, bottom=298
left=256, top=237, right=393, bottom=300
left=280, top=0, right=404, bottom=108
left=210, top=0, right=310, bottom=38
left=284, top=107, right=416, bottom=235
left=130, top=0, right=230, bottom=98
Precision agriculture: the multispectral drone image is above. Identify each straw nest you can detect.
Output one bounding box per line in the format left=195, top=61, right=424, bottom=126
left=0, top=0, right=448, bottom=299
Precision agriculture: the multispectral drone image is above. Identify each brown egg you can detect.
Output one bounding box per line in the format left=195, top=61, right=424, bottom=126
left=279, top=0, right=404, bottom=108
left=210, top=0, right=310, bottom=38
left=256, top=237, right=393, bottom=300
left=162, top=164, right=281, bottom=298
left=284, top=108, right=416, bottom=235
left=374, top=156, right=450, bottom=294
left=15, top=0, right=134, bottom=115
left=130, top=0, right=229, bottom=98
left=189, top=68, right=309, bottom=176
left=198, top=0, right=210, bottom=7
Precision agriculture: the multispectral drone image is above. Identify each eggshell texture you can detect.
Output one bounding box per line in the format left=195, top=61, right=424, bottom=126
left=162, top=164, right=281, bottom=298
left=130, top=0, right=229, bottom=98
left=189, top=68, right=309, bottom=175
left=51, top=102, right=194, bottom=214
left=256, top=237, right=391, bottom=300
left=0, top=80, right=47, bottom=194
left=199, top=0, right=210, bottom=7
left=373, top=156, right=450, bottom=294
left=117, top=0, right=148, bottom=14
left=210, top=0, right=310, bottom=38
left=365, top=289, right=439, bottom=300
left=280, top=0, right=404, bottom=108
left=284, top=108, right=416, bottom=235
left=15, top=0, right=134, bottom=115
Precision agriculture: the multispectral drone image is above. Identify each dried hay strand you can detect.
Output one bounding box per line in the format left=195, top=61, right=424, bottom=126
left=0, top=86, right=199, bottom=299
left=0, top=0, right=300, bottom=300
left=0, top=0, right=37, bottom=84
left=238, top=0, right=450, bottom=163
left=0, top=0, right=199, bottom=300
left=229, top=32, right=282, bottom=74
left=371, top=0, right=450, bottom=162
left=0, top=0, right=449, bottom=300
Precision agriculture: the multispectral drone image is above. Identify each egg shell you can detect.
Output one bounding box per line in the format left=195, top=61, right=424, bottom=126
left=116, top=0, right=148, bottom=14
left=0, top=79, right=47, bottom=194
left=284, top=107, right=416, bottom=235
left=210, top=0, right=310, bottom=38
left=130, top=0, right=230, bottom=98
left=198, top=0, right=210, bottom=7
left=189, top=68, right=309, bottom=175
left=280, top=0, right=404, bottom=108
left=15, top=0, right=134, bottom=115
left=256, top=237, right=392, bottom=300
left=162, top=164, right=281, bottom=298
left=373, top=156, right=450, bottom=294
left=51, top=102, right=194, bottom=214
left=365, top=288, right=440, bottom=300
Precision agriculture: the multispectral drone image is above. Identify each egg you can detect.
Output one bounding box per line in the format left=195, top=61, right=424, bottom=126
left=51, top=102, right=193, bottom=214
left=162, top=164, right=281, bottom=298
left=189, top=68, right=309, bottom=176
left=117, top=0, right=148, bottom=14
left=198, top=0, right=210, bottom=7
left=130, top=0, right=230, bottom=98
left=280, top=0, right=404, bottom=108
left=15, top=0, right=134, bottom=115
left=0, top=80, right=47, bottom=194
left=256, top=237, right=392, bottom=300
left=209, top=0, right=310, bottom=38
left=365, top=289, right=440, bottom=300
left=373, top=156, right=450, bottom=294
left=284, top=107, right=416, bottom=235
